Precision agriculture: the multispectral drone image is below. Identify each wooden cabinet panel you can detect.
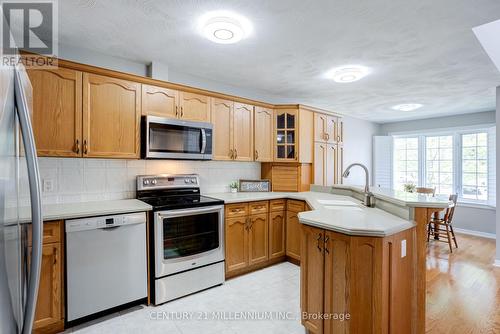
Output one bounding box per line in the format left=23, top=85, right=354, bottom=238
left=225, top=203, right=248, bottom=218
left=270, top=199, right=286, bottom=212
left=326, top=144, right=337, bottom=186
left=33, top=243, right=62, bottom=331
left=300, top=225, right=325, bottom=334
left=323, top=231, right=350, bottom=334
left=314, top=142, right=326, bottom=186
left=233, top=103, right=253, bottom=161
left=326, top=116, right=338, bottom=144
left=27, top=68, right=82, bottom=157
left=274, top=109, right=298, bottom=161
left=254, top=107, right=273, bottom=161
left=82, top=73, right=140, bottom=158
left=248, top=214, right=269, bottom=266
left=141, top=84, right=178, bottom=118
left=28, top=221, right=61, bottom=245
left=269, top=211, right=286, bottom=259
left=314, top=113, right=328, bottom=142
left=211, top=98, right=233, bottom=160
left=337, top=119, right=344, bottom=143
left=286, top=210, right=301, bottom=261
left=179, top=91, right=210, bottom=122
left=225, top=216, right=249, bottom=273
left=287, top=200, right=305, bottom=212
left=249, top=201, right=269, bottom=215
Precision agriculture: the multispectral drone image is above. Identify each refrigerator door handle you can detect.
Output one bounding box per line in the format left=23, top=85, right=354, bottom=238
left=14, top=67, right=43, bottom=334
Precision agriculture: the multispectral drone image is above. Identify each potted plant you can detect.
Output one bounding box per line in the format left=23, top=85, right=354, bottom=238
left=403, top=183, right=416, bottom=193
left=229, top=181, right=239, bottom=193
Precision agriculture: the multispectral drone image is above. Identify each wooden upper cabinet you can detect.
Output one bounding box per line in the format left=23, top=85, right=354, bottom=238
left=248, top=213, right=269, bottom=266
left=211, top=98, right=233, bottom=161
left=337, top=119, right=344, bottom=143
left=254, top=107, right=273, bottom=162
left=314, top=142, right=327, bottom=186
left=326, top=115, right=338, bottom=144
left=326, top=144, right=338, bottom=185
left=314, top=113, right=328, bottom=143
left=232, top=103, right=254, bottom=161
left=27, top=67, right=82, bottom=157
left=141, top=84, right=178, bottom=118
left=274, top=109, right=298, bottom=161
left=82, top=73, right=141, bottom=158
left=179, top=91, right=210, bottom=122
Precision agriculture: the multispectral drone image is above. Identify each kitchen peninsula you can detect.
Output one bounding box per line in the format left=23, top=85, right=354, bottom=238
left=209, top=185, right=452, bottom=334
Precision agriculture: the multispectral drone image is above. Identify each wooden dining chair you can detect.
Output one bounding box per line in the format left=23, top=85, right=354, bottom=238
left=427, top=194, right=458, bottom=252
left=416, top=187, right=435, bottom=196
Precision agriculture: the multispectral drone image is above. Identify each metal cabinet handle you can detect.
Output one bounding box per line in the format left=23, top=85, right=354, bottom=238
left=229, top=149, right=234, bottom=159
left=175, top=106, right=179, bottom=117
left=75, top=139, right=80, bottom=154
left=245, top=217, right=251, bottom=230
left=234, top=149, right=238, bottom=159
left=83, top=139, right=88, bottom=155
left=325, top=133, right=330, bottom=141
left=255, top=150, right=259, bottom=160
left=337, top=135, right=341, bottom=141
left=316, top=233, right=322, bottom=252
left=181, top=106, right=184, bottom=118
left=324, top=235, right=330, bottom=254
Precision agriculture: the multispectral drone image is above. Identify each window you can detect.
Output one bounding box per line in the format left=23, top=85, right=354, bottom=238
left=461, top=132, right=488, bottom=201
left=391, top=127, right=495, bottom=205
left=393, top=137, right=419, bottom=190
left=425, top=136, right=453, bottom=195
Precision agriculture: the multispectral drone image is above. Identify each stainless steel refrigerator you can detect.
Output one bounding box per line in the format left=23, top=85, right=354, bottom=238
left=0, top=33, right=44, bottom=334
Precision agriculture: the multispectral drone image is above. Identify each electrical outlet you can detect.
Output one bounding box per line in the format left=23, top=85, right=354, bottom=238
left=401, top=239, right=407, bottom=258
left=43, top=179, right=54, bottom=192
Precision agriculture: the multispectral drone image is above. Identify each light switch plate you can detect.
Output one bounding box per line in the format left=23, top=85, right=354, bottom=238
left=43, top=179, right=54, bottom=192
left=401, top=239, right=407, bottom=258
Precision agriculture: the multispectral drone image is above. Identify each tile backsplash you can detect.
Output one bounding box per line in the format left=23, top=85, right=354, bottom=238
left=38, top=158, right=261, bottom=204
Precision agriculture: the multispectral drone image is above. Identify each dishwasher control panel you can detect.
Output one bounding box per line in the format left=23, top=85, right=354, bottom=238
left=66, top=212, right=146, bottom=233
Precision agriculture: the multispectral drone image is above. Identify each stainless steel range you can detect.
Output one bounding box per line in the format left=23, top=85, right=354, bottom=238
left=136, top=174, right=225, bottom=305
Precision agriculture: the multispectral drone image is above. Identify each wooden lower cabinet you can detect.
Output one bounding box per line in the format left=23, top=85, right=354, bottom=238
left=30, top=221, right=65, bottom=334
left=225, top=203, right=270, bottom=277
left=269, top=210, right=286, bottom=259
left=286, top=200, right=306, bottom=262
left=301, top=224, right=416, bottom=334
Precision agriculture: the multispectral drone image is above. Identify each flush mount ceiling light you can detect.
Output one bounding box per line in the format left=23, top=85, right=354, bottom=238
left=198, top=10, right=253, bottom=44
left=392, top=103, right=423, bottom=112
left=325, top=65, right=371, bottom=83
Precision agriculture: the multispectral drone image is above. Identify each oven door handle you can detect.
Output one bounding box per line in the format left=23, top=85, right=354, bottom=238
left=201, top=128, right=207, bottom=154
left=157, top=205, right=223, bottom=220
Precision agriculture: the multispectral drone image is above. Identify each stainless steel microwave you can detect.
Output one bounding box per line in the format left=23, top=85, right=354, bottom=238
left=141, top=116, right=213, bottom=160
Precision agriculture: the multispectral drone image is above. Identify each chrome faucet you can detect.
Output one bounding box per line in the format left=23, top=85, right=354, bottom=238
left=342, top=163, right=374, bottom=207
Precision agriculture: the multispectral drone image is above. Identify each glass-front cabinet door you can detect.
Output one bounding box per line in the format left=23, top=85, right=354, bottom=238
left=274, top=109, right=298, bottom=161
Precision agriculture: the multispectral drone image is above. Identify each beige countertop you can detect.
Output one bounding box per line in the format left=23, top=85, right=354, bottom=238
left=206, top=191, right=416, bottom=237
left=5, top=199, right=152, bottom=225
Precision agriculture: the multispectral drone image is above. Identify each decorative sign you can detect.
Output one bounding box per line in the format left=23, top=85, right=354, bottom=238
left=239, top=179, right=271, bottom=192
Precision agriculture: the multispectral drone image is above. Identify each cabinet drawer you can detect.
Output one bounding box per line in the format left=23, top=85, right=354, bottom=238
left=249, top=201, right=269, bottom=215
left=287, top=200, right=305, bottom=213
left=29, top=220, right=61, bottom=245
left=270, top=199, right=286, bottom=212
left=225, top=203, right=249, bottom=218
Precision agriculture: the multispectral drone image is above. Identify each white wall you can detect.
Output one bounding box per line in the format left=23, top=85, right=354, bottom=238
left=379, top=111, right=495, bottom=134
left=37, top=158, right=260, bottom=204
left=341, top=116, right=381, bottom=186
left=380, top=112, right=497, bottom=237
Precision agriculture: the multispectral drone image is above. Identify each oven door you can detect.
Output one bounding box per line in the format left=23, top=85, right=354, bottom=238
left=154, top=205, right=224, bottom=277
left=143, top=116, right=213, bottom=160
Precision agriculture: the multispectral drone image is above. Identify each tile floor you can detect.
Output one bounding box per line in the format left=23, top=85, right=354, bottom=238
left=66, top=262, right=306, bottom=334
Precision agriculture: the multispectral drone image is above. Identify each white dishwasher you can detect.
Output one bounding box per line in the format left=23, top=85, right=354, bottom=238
left=66, top=212, right=148, bottom=322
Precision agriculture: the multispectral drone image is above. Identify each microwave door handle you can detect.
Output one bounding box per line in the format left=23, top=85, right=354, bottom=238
left=15, top=68, right=43, bottom=334
left=201, top=128, right=207, bottom=154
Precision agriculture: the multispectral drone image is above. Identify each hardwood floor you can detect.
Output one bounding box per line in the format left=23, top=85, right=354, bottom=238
left=426, top=232, right=500, bottom=333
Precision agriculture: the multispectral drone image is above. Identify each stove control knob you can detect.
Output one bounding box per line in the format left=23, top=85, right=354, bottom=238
left=143, top=179, right=150, bottom=186
left=190, top=179, right=196, bottom=184
left=184, top=179, right=189, bottom=184
left=151, top=179, right=157, bottom=185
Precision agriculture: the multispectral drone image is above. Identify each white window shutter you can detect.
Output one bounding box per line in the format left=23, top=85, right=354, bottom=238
left=373, top=136, right=393, bottom=189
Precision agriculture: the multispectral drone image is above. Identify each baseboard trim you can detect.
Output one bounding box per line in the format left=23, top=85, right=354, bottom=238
left=453, top=227, right=496, bottom=240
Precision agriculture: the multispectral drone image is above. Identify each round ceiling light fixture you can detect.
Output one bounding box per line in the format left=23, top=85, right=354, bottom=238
left=325, top=65, right=371, bottom=83
left=198, top=11, right=253, bottom=44
left=392, top=103, right=423, bottom=112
